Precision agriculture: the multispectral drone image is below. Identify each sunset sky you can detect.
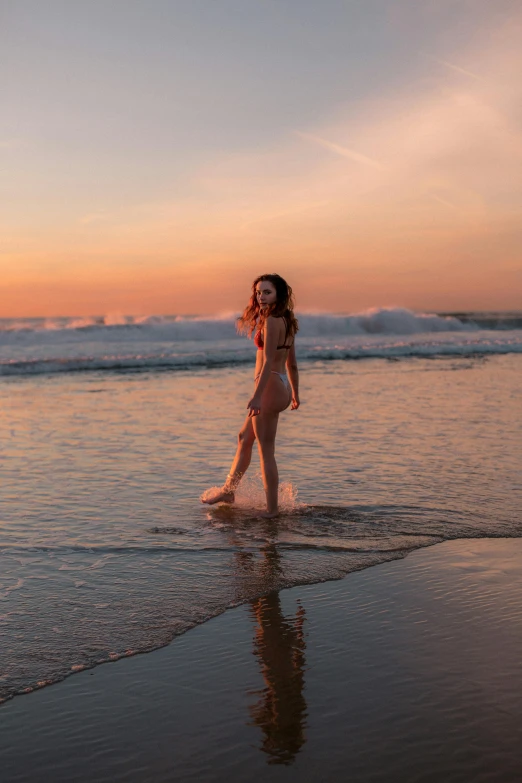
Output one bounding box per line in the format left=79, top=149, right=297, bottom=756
left=2, top=0, right=521, bottom=317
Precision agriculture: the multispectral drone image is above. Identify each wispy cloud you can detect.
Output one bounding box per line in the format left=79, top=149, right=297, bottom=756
left=295, top=131, right=383, bottom=169
left=429, top=193, right=459, bottom=210
left=425, top=54, right=483, bottom=80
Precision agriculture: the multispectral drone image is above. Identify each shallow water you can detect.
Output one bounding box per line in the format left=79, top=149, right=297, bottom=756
left=1, top=351, right=521, bottom=702
left=2, top=540, right=522, bottom=783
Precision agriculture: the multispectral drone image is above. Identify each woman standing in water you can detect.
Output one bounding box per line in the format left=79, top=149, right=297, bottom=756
left=202, top=273, right=300, bottom=518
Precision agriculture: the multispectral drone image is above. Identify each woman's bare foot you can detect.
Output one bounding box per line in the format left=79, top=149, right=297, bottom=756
left=201, top=487, right=235, bottom=505
left=256, top=509, right=279, bottom=519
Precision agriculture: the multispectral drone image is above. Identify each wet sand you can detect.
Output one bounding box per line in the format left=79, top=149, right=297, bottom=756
left=2, top=538, right=522, bottom=783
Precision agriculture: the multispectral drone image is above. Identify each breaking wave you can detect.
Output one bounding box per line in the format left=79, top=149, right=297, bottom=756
left=0, top=308, right=521, bottom=377
left=2, top=307, right=521, bottom=341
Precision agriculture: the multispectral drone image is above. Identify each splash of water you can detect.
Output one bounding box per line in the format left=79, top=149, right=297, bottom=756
left=201, top=472, right=301, bottom=513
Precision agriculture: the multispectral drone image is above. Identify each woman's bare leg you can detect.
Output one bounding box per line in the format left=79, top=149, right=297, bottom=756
left=201, top=416, right=255, bottom=504
left=225, top=416, right=256, bottom=490
left=252, top=411, right=280, bottom=517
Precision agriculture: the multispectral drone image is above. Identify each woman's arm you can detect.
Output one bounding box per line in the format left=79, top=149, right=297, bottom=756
left=286, top=343, right=300, bottom=410
left=247, top=317, right=278, bottom=416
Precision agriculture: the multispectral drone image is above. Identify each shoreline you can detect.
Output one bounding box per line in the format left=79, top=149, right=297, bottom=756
left=1, top=530, right=516, bottom=708
left=2, top=537, right=522, bottom=782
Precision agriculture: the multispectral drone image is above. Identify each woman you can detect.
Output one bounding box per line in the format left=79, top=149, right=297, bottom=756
left=202, top=273, right=300, bottom=518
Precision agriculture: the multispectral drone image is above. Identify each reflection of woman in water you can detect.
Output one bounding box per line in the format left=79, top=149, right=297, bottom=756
left=248, top=545, right=307, bottom=765
left=202, top=273, right=300, bottom=518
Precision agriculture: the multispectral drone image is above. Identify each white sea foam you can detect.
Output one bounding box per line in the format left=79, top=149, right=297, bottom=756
left=297, top=307, right=475, bottom=336
left=0, top=306, right=510, bottom=342
left=0, top=308, right=521, bottom=376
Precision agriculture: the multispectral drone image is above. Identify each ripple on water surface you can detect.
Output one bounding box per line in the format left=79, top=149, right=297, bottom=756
left=0, top=354, right=521, bottom=702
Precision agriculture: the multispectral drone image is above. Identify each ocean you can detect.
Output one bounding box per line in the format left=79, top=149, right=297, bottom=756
left=1, top=307, right=521, bottom=703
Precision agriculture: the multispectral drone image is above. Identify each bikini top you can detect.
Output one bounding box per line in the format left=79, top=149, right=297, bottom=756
left=254, top=317, right=293, bottom=351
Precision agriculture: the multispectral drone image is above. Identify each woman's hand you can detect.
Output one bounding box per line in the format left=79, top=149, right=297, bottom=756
left=291, top=394, right=300, bottom=410
left=247, top=395, right=262, bottom=417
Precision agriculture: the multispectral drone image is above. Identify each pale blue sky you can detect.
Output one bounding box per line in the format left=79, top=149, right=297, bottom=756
left=3, top=0, right=509, bottom=206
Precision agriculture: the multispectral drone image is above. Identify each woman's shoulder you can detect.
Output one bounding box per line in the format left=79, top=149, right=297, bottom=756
left=265, top=314, right=288, bottom=332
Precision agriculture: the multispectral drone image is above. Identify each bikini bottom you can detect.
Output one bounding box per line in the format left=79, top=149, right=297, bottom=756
left=255, top=371, right=291, bottom=393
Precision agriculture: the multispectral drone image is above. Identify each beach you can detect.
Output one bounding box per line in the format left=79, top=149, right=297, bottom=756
left=2, top=538, right=522, bottom=782
left=4, top=0, right=522, bottom=776
left=0, top=312, right=521, bottom=780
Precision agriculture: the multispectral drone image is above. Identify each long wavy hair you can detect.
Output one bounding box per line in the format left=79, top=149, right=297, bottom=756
left=237, top=273, right=299, bottom=341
